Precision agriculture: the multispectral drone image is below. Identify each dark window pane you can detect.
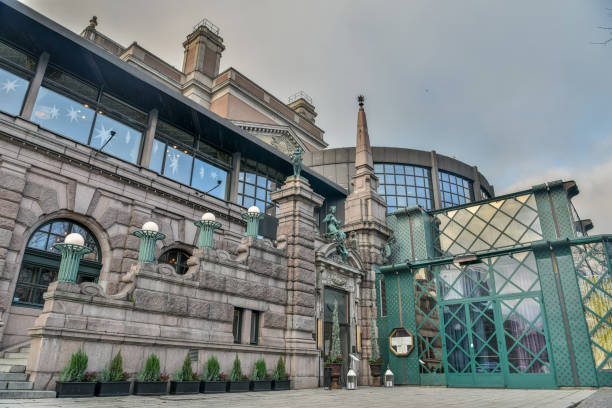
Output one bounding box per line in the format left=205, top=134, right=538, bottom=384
left=0, top=66, right=28, bottom=115
left=156, top=120, right=194, bottom=147
left=0, top=41, right=37, bottom=71
left=250, top=311, right=260, bottom=345
left=38, top=268, right=56, bottom=286
left=13, top=284, right=32, bottom=304
left=99, top=93, right=148, bottom=126
left=92, top=114, right=142, bottom=164
left=233, top=308, right=242, bottom=344
left=163, top=145, right=193, bottom=185
left=44, top=65, right=99, bottom=101
left=32, top=87, right=95, bottom=144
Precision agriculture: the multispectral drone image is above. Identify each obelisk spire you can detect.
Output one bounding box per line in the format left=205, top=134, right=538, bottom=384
left=355, top=95, right=374, bottom=173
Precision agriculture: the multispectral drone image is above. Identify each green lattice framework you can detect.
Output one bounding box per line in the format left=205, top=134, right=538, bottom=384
left=571, top=240, right=612, bottom=386
left=379, top=180, right=612, bottom=387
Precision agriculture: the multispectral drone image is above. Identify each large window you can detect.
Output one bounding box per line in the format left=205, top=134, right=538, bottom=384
left=158, top=248, right=190, bottom=275
left=148, top=120, right=229, bottom=200
left=237, top=158, right=284, bottom=215
left=438, top=171, right=473, bottom=208
left=30, top=65, right=145, bottom=164
left=232, top=308, right=243, bottom=344
left=13, top=219, right=101, bottom=307
left=374, top=163, right=433, bottom=212
left=250, top=311, right=260, bottom=345
left=0, top=40, right=36, bottom=116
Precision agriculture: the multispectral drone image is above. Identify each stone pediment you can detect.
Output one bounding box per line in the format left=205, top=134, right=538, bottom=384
left=315, top=241, right=364, bottom=274
left=232, top=121, right=305, bottom=155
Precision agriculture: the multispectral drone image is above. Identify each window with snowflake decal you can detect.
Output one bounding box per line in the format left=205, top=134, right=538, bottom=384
left=0, top=40, right=36, bottom=116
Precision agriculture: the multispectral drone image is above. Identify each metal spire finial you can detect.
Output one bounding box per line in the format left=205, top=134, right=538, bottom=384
left=357, top=95, right=365, bottom=107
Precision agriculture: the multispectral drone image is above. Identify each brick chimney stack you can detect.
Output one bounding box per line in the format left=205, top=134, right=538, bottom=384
left=182, top=19, right=225, bottom=79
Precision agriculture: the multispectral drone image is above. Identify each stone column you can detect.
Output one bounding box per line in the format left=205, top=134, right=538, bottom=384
left=139, top=109, right=158, bottom=168
left=472, top=166, right=481, bottom=201
left=430, top=151, right=441, bottom=209
left=229, top=152, right=241, bottom=203
left=20, top=52, right=49, bottom=120
left=270, top=175, right=324, bottom=389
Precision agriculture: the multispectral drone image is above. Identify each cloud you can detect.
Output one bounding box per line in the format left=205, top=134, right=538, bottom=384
left=503, top=158, right=612, bottom=235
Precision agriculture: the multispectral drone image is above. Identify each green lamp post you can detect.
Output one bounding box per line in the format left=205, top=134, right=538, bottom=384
left=53, top=233, right=92, bottom=283
left=132, top=221, right=166, bottom=263
left=195, top=212, right=221, bottom=248
left=241, top=205, right=264, bottom=237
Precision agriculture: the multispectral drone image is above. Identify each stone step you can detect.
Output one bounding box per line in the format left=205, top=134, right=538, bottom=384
left=0, top=390, right=56, bottom=399
left=0, top=358, right=27, bottom=366
left=0, top=365, right=25, bottom=373
left=0, top=373, right=27, bottom=381
left=7, top=381, right=34, bottom=390
left=18, top=348, right=30, bottom=354
left=3, top=352, right=29, bottom=360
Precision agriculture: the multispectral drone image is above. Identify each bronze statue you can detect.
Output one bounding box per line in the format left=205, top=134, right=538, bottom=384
left=323, top=206, right=348, bottom=261
left=290, top=146, right=303, bottom=178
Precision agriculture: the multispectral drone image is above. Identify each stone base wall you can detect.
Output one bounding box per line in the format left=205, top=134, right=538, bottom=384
left=26, top=240, right=319, bottom=390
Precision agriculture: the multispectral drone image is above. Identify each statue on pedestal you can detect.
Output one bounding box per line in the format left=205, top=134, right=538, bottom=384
left=323, top=206, right=348, bottom=261
left=290, top=146, right=303, bottom=178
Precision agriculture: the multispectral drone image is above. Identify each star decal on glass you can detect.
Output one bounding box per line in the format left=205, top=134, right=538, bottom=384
left=168, top=153, right=179, bottom=175
left=210, top=171, right=218, bottom=179
left=66, top=106, right=80, bottom=122
left=93, top=125, right=112, bottom=147
left=199, top=166, right=205, bottom=179
left=49, top=105, right=59, bottom=119
left=1, top=79, right=19, bottom=93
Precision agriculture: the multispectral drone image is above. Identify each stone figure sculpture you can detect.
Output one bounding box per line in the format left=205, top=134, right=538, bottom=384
left=323, top=206, right=349, bottom=261
left=290, top=146, right=303, bottom=178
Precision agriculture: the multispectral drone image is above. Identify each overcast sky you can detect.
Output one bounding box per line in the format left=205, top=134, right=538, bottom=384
left=21, top=0, right=612, bottom=233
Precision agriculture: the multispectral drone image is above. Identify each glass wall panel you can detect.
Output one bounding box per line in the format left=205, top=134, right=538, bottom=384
left=44, top=65, right=99, bottom=102
left=0, top=66, right=28, bottom=115
left=439, top=170, right=473, bottom=208
left=92, top=113, right=142, bottom=164
left=163, top=145, right=193, bottom=185
left=374, top=162, right=433, bottom=212
left=192, top=157, right=227, bottom=199
left=572, top=242, right=612, bottom=372
left=0, top=41, right=37, bottom=72
left=32, top=87, right=95, bottom=144
left=237, top=158, right=284, bottom=215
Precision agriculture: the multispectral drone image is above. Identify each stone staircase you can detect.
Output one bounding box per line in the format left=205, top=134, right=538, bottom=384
left=0, top=346, right=55, bottom=399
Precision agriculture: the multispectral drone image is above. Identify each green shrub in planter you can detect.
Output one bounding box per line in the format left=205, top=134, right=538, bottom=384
left=227, top=354, right=249, bottom=393
left=56, top=348, right=97, bottom=397
left=134, top=353, right=168, bottom=396
left=272, top=357, right=290, bottom=391
left=250, top=359, right=271, bottom=391
left=96, top=351, right=131, bottom=397
left=170, top=353, right=200, bottom=395
left=200, top=355, right=226, bottom=394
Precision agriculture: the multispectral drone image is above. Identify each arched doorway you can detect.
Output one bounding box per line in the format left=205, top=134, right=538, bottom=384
left=12, top=219, right=102, bottom=308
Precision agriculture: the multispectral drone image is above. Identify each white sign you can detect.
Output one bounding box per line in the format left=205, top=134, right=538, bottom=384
left=391, top=336, right=413, bottom=354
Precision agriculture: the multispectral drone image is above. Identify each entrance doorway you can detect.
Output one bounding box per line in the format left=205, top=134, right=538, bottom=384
left=323, top=287, right=350, bottom=386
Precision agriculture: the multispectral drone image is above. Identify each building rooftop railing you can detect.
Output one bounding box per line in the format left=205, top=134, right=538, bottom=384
left=193, top=18, right=220, bottom=36
left=288, top=91, right=313, bottom=105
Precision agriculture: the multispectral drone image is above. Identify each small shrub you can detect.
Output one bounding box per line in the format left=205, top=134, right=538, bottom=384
left=205, top=356, right=221, bottom=381
left=108, top=351, right=128, bottom=381
left=229, top=354, right=244, bottom=382
left=137, top=353, right=161, bottom=382
left=174, top=353, right=194, bottom=382
left=272, top=357, right=288, bottom=381
left=252, top=359, right=267, bottom=381
left=58, top=348, right=88, bottom=382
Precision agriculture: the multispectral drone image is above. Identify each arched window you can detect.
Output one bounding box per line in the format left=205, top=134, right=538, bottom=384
left=13, top=219, right=102, bottom=307
left=158, top=249, right=190, bottom=275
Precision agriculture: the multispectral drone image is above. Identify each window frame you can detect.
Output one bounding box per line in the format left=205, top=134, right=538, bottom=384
left=232, top=307, right=243, bottom=344
left=158, top=248, right=191, bottom=275
left=250, top=310, right=260, bottom=345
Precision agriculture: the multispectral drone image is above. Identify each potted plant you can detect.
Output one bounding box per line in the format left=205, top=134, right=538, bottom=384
left=272, top=356, right=290, bottom=390
left=250, top=358, right=272, bottom=391
left=133, top=353, right=169, bottom=395
left=96, top=351, right=131, bottom=397
left=369, top=318, right=383, bottom=385
left=55, top=348, right=97, bottom=397
left=227, top=354, right=249, bottom=393
left=170, top=353, right=200, bottom=394
left=325, top=299, right=343, bottom=389
left=200, top=356, right=227, bottom=393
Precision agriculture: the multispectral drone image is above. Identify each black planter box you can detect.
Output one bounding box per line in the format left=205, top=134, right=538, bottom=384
left=169, top=380, right=200, bottom=395
left=272, top=379, right=290, bottom=391
left=227, top=380, right=250, bottom=393
left=96, top=381, right=131, bottom=397
left=133, top=381, right=168, bottom=396
left=200, top=380, right=227, bottom=393
left=250, top=380, right=272, bottom=391
left=55, top=381, right=96, bottom=398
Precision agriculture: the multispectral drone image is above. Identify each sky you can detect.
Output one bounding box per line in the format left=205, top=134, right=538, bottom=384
left=21, top=0, right=612, bottom=233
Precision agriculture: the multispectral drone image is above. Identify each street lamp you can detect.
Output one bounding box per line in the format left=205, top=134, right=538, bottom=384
left=133, top=221, right=166, bottom=263
left=241, top=205, right=264, bottom=237
left=195, top=212, right=221, bottom=248
left=53, top=233, right=92, bottom=283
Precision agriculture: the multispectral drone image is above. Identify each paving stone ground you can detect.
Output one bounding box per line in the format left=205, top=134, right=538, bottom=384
left=576, top=388, right=612, bottom=408
left=0, top=386, right=598, bottom=408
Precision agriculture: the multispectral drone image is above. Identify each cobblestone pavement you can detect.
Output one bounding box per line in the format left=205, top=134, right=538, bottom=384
left=0, top=386, right=597, bottom=408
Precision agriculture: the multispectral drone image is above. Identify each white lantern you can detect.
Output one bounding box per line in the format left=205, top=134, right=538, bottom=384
left=64, top=233, right=85, bottom=246
left=142, top=221, right=159, bottom=232
left=384, top=366, right=394, bottom=388
left=346, top=368, right=357, bottom=390
left=201, top=212, right=216, bottom=221
left=247, top=205, right=261, bottom=214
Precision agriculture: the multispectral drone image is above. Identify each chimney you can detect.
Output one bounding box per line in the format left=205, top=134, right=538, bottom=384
left=288, top=91, right=317, bottom=124
left=182, top=19, right=225, bottom=78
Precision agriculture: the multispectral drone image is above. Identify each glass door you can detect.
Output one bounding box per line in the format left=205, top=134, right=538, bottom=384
left=323, top=287, right=351, bottom=386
